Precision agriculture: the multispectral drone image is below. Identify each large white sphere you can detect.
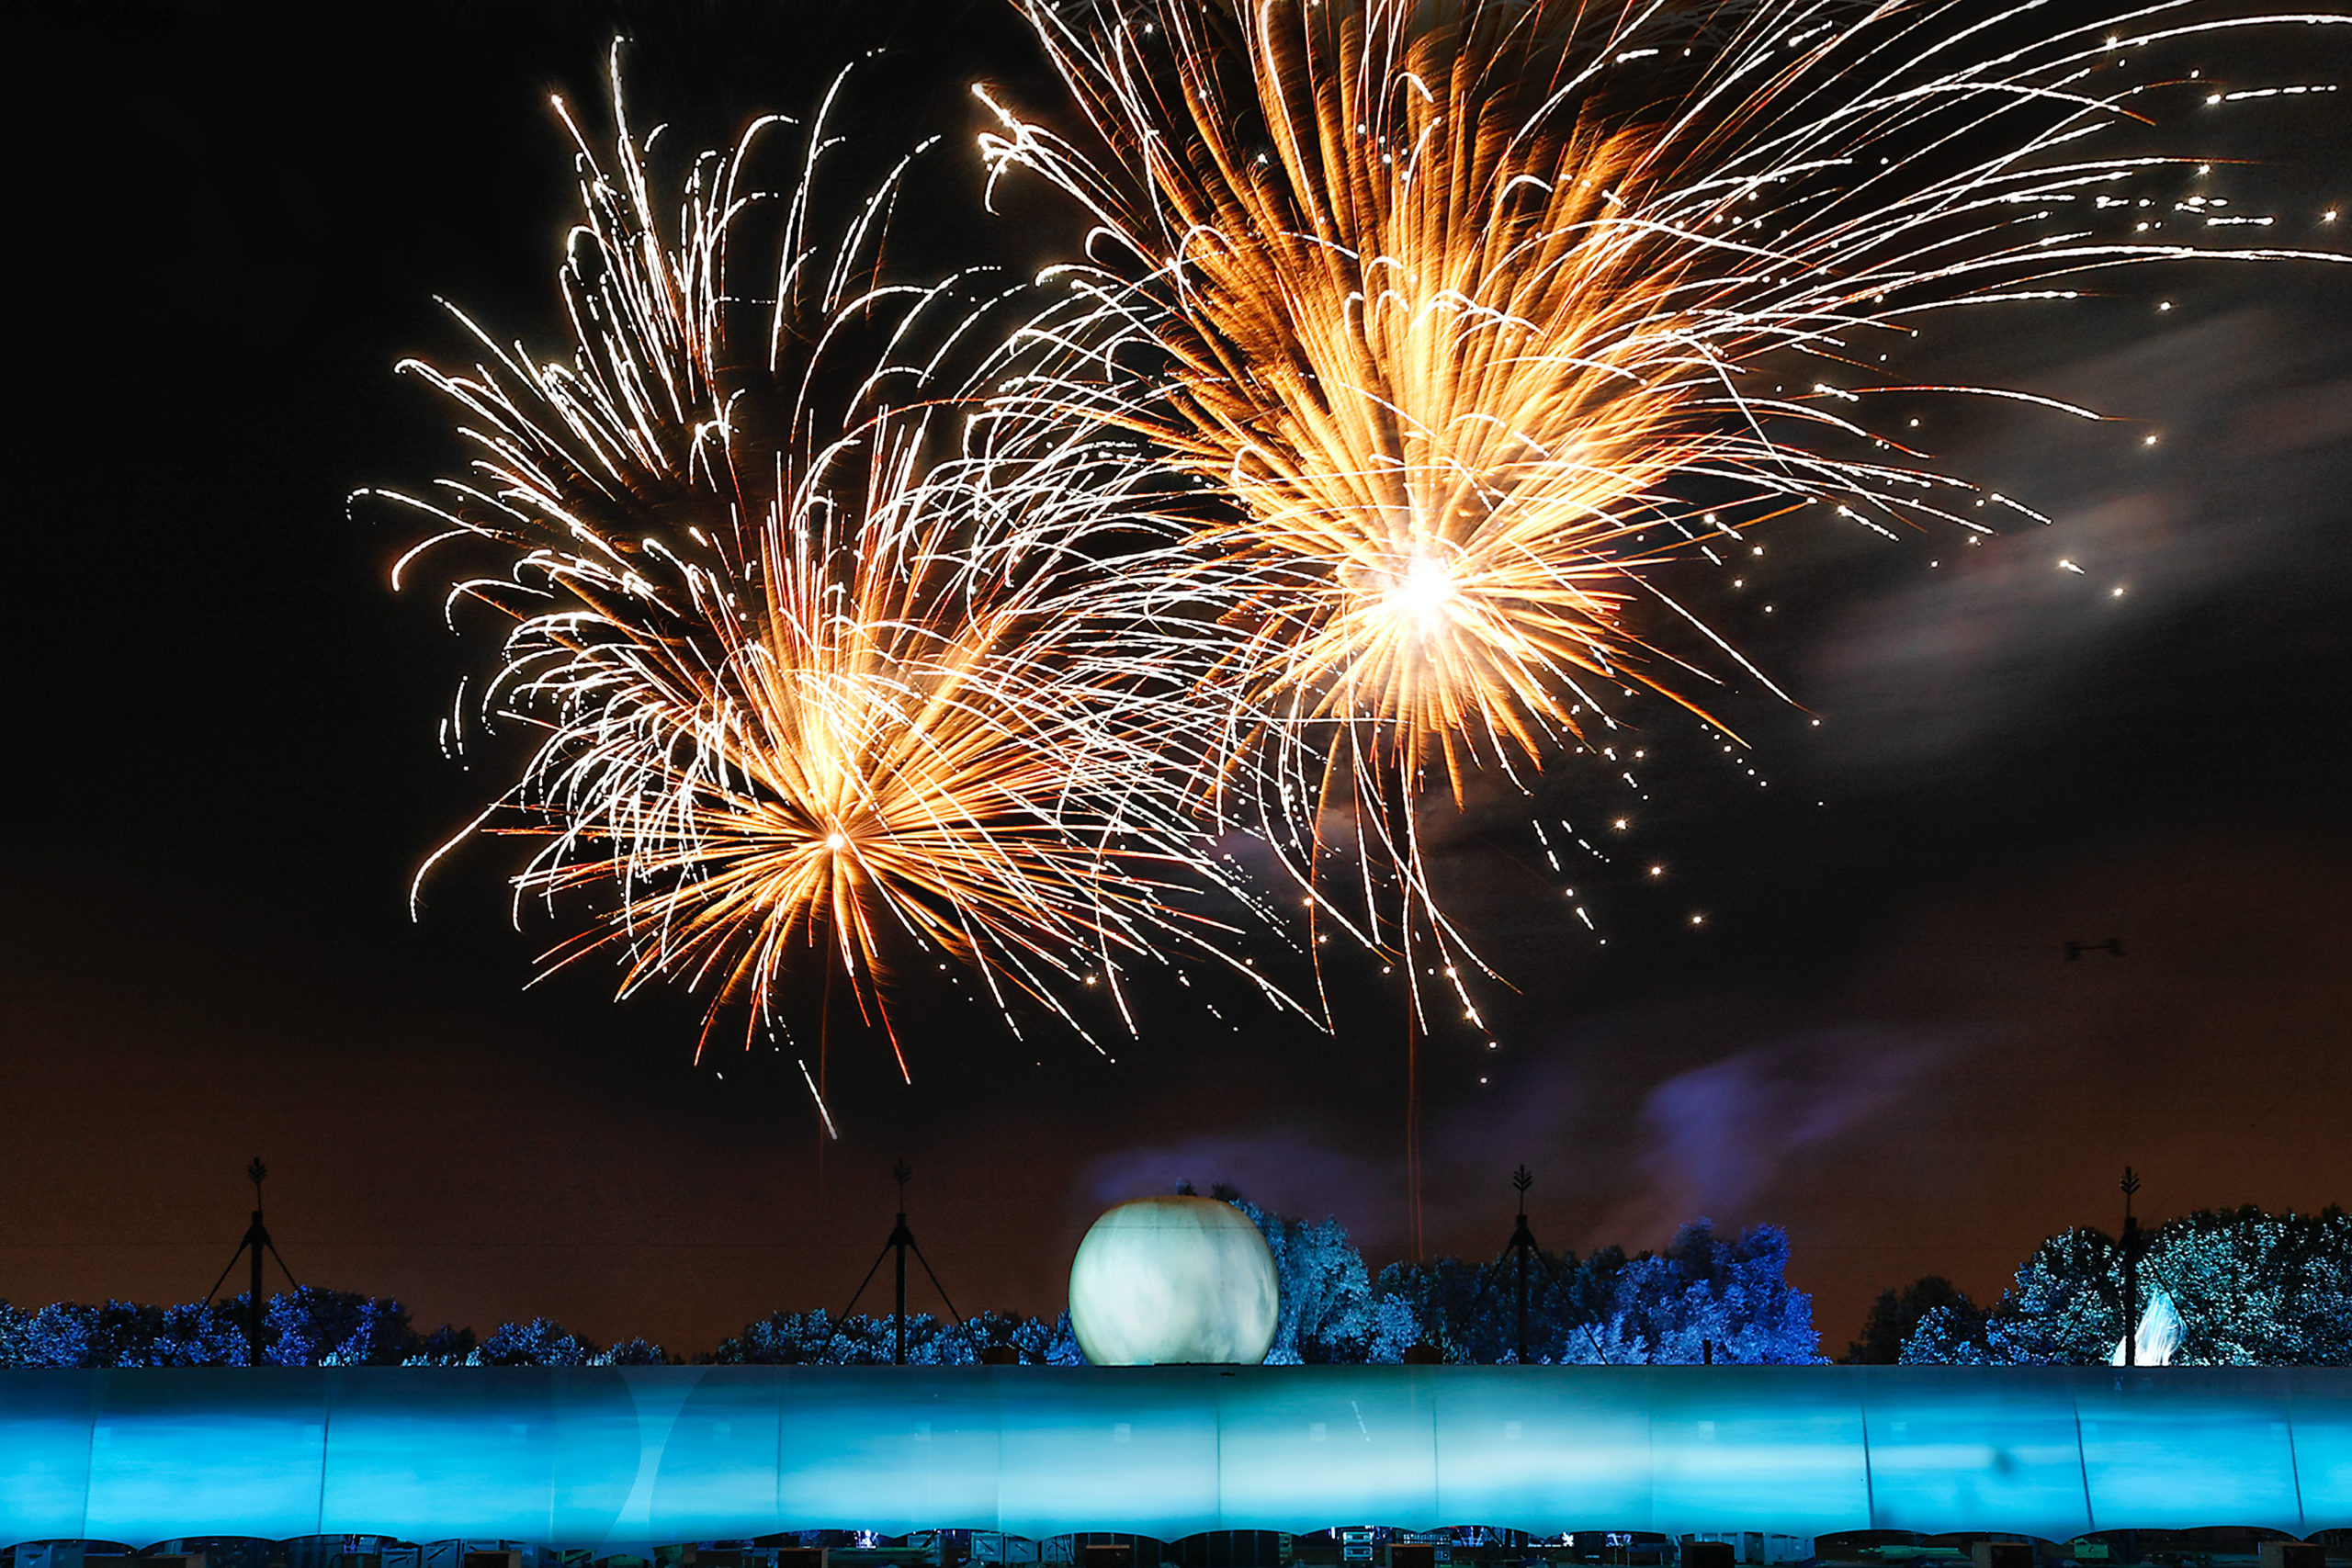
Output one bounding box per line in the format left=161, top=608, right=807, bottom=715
left=1068, top=1196, right=1279, bottom=1366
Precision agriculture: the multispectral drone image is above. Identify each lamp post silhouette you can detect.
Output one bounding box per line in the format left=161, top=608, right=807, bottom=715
left=1507, top=1167, right=1538, bottom=1364
left=831, top=1159, right=967, bottom=1364
left=2120, top=1167, right=2146, bottom=1367
left=1458, top=1166, right=1609, bottom=1364
left=204, top=1157, right=300, bottom=1366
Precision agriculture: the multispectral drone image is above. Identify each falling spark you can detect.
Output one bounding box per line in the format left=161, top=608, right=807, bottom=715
left=798, top=1060, right=840, bottom=1141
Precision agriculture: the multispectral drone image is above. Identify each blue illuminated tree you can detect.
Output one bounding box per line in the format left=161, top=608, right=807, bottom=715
left=475, top=1316, right=594, bottom=1366
left=1365, top=1257, right=1484, bottom=1360
left=1365, top=1222, right=1817, bottom=1364
left=1585, top=1222, right=1825, bottom=1364
left=0, top=1298, right=243, bottom=1367
left=1902, top=1207, right=2352, bottom=1366
left=2143, top=1207, right=2352, bottom=1364
left=1036, top=1311, right=1086, bottom=1366
left=708, top=1309, right=1072, bottom=1365
left=708, top=1308, right=840, bottom=1364
left=1363, top=1287, right=1426, bottom=1362
left=596, top=1336, right=671, bottom=1365
left=1898, top=1302, right=1995, bottom=1364
left=148, top=1299, right=249, bottom=1365
left=264, top=1288, right=419, bottom=1366
left=1220, top=1189, right=1374, bottom=1363
left=958, top=1309, right=1084, bottom=1366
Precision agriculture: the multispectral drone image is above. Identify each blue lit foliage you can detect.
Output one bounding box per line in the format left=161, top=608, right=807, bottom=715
left=966, top=1308, right=1086, bottom=1366
left=8, top=1207, right=2346, bottom=1374
left=1899, top=1206, right=2352, bottom=1365
left=1595, top=1222, right=1825, bottom=1364
left=1203, top=1182, right=1820, bottom=1365
left=603, top=1335, right=670, bottom=1365
left=1370, top=1221, right=1823, bottom=1364
left=477, top=1317, right=595, bottom=1366
left=707, top=1309, right=1083, bottom=1365
left=461, top=1319, right=667, bottom=1367
left=0, top=1292, right=665, bottom=1368
left=1366, top=1249, right=1623, bottom=1363
left=0, top=1298, right=243, bottom=1368
left=1223, top=1190, right=1375, bottom=1363
left=0, top=1207, right=1822, bottom=1369
left=266, top=1287, right=418, bottom=1366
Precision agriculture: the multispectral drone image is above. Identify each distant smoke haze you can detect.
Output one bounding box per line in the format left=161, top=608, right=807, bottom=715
left=1593, top=1029, right=1951, bottom=1247
left=1806, top=300, right=2352, bottom=782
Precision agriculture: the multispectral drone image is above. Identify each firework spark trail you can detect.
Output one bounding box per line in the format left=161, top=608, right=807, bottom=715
left=978, top=0, right=2346, bottom=974
left=978, top=0, right=2340, bottom=1247
left=370, top=51, right=1305, bottom=1104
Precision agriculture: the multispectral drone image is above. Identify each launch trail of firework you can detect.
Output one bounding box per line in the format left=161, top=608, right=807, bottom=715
left=368, top=50, right=1310, bottom=1122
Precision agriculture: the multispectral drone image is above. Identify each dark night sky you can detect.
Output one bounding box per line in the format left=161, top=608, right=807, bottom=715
left=6, top=0, right=2347, bottom=1359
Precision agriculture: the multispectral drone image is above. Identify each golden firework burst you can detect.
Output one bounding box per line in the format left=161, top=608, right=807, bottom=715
left=981, top=0, right=2345, bottom=896
left=379, top=53, right=1293, bottom=1095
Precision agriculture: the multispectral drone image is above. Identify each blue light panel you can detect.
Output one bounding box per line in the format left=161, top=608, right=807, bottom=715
left=2, top=1366, right=2344, bottom=1545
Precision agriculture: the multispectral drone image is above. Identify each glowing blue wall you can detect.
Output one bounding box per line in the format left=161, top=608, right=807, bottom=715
left=2, top=1366, right=2345, bottom=1545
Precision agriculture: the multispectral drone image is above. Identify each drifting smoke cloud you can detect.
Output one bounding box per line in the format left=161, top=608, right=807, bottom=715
left=1081, top=1021, right=1951, bottom=1258
left=1805, top=299, right=2352, bottom=780
left=1595, top=1028, right=1950, bottom=1247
